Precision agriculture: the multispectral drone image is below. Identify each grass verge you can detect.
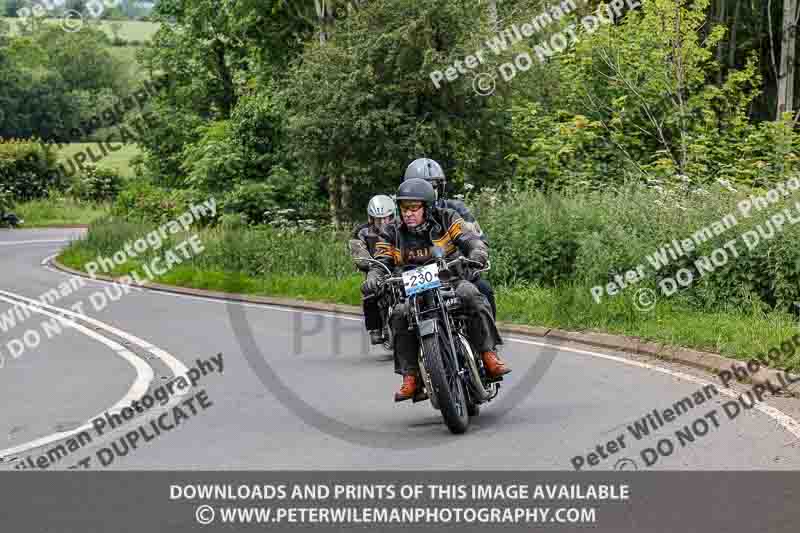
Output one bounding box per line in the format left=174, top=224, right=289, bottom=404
left=14, top=197, right=109, bottom=227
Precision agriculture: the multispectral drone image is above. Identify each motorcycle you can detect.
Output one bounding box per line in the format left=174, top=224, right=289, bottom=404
left=364, top=247, right=501, bottom=434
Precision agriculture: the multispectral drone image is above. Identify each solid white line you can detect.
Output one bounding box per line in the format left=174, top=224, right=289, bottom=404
left=0, top=240, right=71, bottom=246
left=507, top=337, right=800, bottom=439
left=0, top=288, right=188, bottom=385
left=0, top=296, right=153, bottom=459
left=40, top=253, right=58, bottom=266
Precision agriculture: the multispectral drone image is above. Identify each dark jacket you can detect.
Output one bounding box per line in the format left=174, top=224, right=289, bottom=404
left=370, top=206, right=488, bottom=275
left=435, top=198, right=488, bottom=244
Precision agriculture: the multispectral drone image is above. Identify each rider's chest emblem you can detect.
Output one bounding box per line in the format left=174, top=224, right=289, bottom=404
left=404, top=247, right=431, bottom=264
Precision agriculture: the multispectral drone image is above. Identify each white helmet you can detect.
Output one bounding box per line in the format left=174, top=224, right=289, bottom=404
left=367, top=194, right=396, bottom=219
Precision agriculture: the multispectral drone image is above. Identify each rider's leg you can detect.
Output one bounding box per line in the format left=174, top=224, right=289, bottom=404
left=475, top=277, right=496, bottom=319
left=390, top=302, right=421, bottom=401
left=453, top=279, right=510, bottom=377
left=363, top=296, right=383, bottom=344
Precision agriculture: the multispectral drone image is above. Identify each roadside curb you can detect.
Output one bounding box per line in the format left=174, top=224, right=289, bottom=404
left=51, top=257, right=800, bottom=398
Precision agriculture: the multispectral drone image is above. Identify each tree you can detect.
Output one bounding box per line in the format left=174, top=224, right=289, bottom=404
left=279, top=0, right=511, bottom=224
left=775, top=0, right=797, bottom=118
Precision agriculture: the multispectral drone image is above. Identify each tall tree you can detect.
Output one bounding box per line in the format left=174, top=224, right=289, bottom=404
left=776, top=0, right=798, bottom=118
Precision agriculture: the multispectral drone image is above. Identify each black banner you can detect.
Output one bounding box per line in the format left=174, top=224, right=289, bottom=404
left=0, top=471, right=798, bottom=532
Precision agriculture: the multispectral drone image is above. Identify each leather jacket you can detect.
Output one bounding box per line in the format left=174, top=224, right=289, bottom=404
left=369, top=206, right=488, bottom=278
left=435, top=198, right=488, bottom=244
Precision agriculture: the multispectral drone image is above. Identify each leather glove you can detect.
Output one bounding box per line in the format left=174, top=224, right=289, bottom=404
left=468, top=249, right=489, bottom=268
left=361, top=271, right=382, bottom=296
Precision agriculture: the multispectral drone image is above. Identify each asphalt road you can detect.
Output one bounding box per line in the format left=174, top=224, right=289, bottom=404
left=1, top=228, right=800, bottom=471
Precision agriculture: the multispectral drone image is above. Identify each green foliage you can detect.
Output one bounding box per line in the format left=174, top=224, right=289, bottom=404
left=221, top=167, right=326, bottom=225
left=279, top=0, right=513, bottom=219
left=0, top=139, right=62, bottom=200
left=69, top=163, right=124, bottom=202
left=111, top=179, right=213, bottom=225
left=0, top=21, right=129, bottom=141
left=507, top=0, right=765, bottom=190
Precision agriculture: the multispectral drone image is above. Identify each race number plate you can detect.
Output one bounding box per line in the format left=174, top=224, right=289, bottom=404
left=402, top=263, right=441, bottom=296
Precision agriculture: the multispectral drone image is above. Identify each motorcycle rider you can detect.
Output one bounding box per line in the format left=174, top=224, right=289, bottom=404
left=403, top=158, right=497, bottom=318
left=349, top=194, right=397, bottom=345
left=362, top=178, right=511, bottom=402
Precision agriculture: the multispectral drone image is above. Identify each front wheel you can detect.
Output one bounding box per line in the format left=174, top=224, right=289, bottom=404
left=421, top=326, right=469, bottom=434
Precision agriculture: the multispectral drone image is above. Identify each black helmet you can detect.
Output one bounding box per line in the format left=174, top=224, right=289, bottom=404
left=404, top=158, right=445, bottom=182
left=395, top=178, right=436, bottom=206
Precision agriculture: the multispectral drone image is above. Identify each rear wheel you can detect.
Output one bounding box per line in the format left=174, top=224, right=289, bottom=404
left=421, top=325, right=469, bottom=434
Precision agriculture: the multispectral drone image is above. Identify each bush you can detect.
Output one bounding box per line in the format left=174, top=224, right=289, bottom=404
left=221, top=181, right=277, bottom=224
left=474, top=180, right=800, bottom=315
left=0, top=139, right=63, bottom=201
left=69, top=164, right=124, bottom=202
left=221, top=168, right=327, bottom=226
left=112, top=180, right=217, bottom=226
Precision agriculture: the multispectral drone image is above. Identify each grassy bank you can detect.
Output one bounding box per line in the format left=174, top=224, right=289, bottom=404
left=14, top=197, right=109, bottom=227
left=2, top=17, right=160, bottom=41
left=57, top=143, right=141, bottom=178
left=57, top=218, right=800, bottom=373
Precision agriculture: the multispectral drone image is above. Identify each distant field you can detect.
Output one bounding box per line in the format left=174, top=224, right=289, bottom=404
left=1, top=16, right=160, bottom=42
left=57, top=143, right=142, bottom=178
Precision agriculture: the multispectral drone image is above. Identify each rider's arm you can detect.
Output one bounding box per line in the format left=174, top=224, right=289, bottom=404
left=446, top=199, right=488, bottom=245
left=348, top=224, right=373, bottom=273
left=370, top=226, right=400, bottom=279
left=443, top=210, right=489, bottom=262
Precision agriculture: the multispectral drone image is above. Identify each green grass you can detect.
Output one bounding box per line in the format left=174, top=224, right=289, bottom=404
left=1, top=17, right=160, bottom=41
left=57, top=143, right=141, bottom=178
left=14, top=197, right=109, bottom=227
left=56, top=221, right=800, bottom=373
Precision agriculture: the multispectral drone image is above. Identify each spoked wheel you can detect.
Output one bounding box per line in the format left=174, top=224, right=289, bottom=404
left=421, top=324, right=469, bottom=434
left=382, top=324, right=393, bottom=352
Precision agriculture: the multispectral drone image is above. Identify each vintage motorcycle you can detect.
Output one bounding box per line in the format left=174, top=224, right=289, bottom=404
left=364, top=247, right=501, bottom=434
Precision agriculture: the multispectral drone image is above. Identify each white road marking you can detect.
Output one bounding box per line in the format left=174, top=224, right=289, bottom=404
left=0, top=287, right=190, bottom=462
left=0, top=240, right=71, bottom=246
left=0, top=295, right=153, bottom=459
left=0, top=288, right=187, bottom=383
left=507, top=337, right=800, bottom=440
left=40, top=253, right=58, bottom=266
